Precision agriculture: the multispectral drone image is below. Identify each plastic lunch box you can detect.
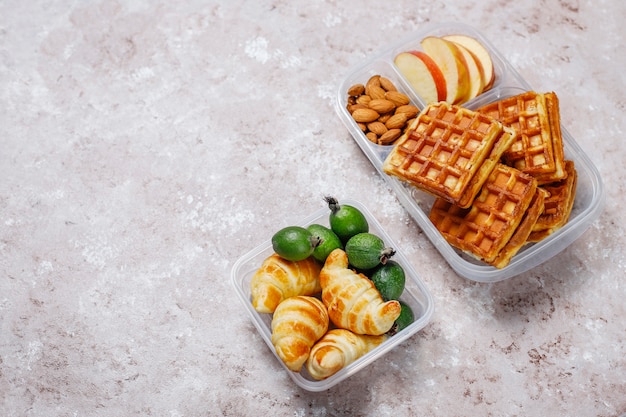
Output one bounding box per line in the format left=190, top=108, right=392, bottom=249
left=231, top=199, right=435, bottom=391
left=334, top=22, right=605, bottom=282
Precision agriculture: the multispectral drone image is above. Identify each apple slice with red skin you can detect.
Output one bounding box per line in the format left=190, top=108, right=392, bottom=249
left=443, top=34, right=495, bottom=90
left=451, top=41, right=485, bottom=100
left=420, top=36, right=471, bottom=104
left=394, top=51, right=447, bottom=104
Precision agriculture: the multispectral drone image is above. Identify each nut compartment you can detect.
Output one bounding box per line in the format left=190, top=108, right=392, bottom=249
left=335, top=22, right=605, bottom=282
left=231, top=199, right=435, bottom=391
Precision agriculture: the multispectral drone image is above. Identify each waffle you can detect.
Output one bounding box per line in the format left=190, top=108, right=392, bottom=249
left=429, top=163, right=538, bottom=265
left=476, top=91, right=566, bottom=184
left=491, top=188, right=547, bottom=268
left=528, top=160, right=577, bottom=242
left=535, top=92, right=566, bottom=184
left=383, top=102, right=515, bottom=208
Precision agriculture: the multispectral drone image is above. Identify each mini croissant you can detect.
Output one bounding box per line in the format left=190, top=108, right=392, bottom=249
left=320, top=249, right=401, bottom=335
left=271, top=295, right=329, bottom=372
left=306, top=328, right=387, bottom=380
left=250, top=254, right=322, bottom=313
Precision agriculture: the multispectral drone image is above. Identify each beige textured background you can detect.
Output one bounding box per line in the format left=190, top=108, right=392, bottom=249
left=1, top=0, right=625, bottom=416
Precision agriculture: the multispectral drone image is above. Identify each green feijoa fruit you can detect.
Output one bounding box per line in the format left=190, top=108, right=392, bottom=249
left=271, top=226, right=320, bottom=262
left=371, top=260, right=406, bottom=301
left=307, top=224, right=343, bottom=263
left=393, top=301, right=414, bottom=333
left=325, top=196, right=369, bottom=243
left=344, top=232, right=395, bottom=270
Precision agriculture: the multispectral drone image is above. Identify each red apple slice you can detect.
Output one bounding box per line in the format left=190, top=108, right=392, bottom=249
left=443, top=34, right=495, bottom=90
left=451, top=42, right=485, bottom=100
left=394, top=51, right=447, bottom=104
left=420, top=36, right=471, bottom=104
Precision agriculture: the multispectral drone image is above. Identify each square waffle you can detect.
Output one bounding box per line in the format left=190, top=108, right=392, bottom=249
left=535, top=92, right=566, bottom=184
left=491, top=188, right=547, bottom=268
left=528, top=160, right=578, bottom=242
left=383, top=102, right=515, bottom=208
left=477, top=91, right=566, bottom=184
left=429, top=163, right=538, bottom=265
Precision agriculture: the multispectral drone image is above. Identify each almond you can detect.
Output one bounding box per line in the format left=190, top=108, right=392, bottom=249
left=365, top=75, right=381, bottom=89
left=378, top=128, right=402, bottom=145
left=377, top=113, right=392, bottom=123
left=385, top=113, right=408, bottom=129
left=365, top=132, right=378, bottom=143
left=395, top=104, right=420, bottom=119
left=348, top=83, right=365, bottom=97
left=356, top=95, right=372, bottom=106
left=385, top=90, right=410, bottom=106
left=367, top=85, right=386, bottom=100
left=368, top=99, right=395, bottom=114
left=379, top=76, right=397, bottom=92
left=351, top=108, right=380, bottom=123
left=367, top=121, right=388, bottom=136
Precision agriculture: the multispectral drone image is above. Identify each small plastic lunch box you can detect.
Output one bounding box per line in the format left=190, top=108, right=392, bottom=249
left=231, top=199, right=435, bottom=391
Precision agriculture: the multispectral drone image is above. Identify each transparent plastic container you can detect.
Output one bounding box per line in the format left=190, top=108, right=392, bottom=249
left=335, top=22, right=605, bottom=282
left=231, top=199, right=435, bottom=391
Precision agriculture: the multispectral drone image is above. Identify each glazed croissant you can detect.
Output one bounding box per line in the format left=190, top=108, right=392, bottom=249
left=271, top=295, right=329, bottom=372
left=250, top=254, right=322, bottom=313
left=320, top=249, right=401, bottom=335
left=306, top=329, right=387, bottom=380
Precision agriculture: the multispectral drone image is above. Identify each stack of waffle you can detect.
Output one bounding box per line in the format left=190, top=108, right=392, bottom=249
left=382, top=92, right=576, bottom=268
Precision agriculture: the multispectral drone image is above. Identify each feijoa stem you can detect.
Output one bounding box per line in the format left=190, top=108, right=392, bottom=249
left=310, top=235, right=322, bottom=249
left=324, top=196, right=340, bottom=214
left=380, top=247, right=396, bottom=265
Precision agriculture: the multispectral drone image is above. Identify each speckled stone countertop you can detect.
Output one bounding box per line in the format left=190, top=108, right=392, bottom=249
left=1, top=1, right=625, bottom=416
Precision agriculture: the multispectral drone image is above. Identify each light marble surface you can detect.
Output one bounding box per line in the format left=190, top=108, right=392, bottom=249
left=1, top=1, right=625, bottom=416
